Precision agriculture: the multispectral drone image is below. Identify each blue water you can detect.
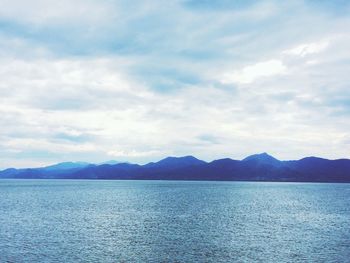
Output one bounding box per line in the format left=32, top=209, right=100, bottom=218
left=0, top=180, right=349, bottom=262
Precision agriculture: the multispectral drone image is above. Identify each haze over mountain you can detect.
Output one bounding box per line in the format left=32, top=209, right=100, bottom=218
left=42, top=162, right=91, bottom=171
left=1, top=153, right=349, bottom=182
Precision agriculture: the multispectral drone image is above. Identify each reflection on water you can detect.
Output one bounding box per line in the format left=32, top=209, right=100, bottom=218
left=0, top=180, right=349, bottom=262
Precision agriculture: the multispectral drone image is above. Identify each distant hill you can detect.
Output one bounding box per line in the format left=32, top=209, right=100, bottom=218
left=0, top=153, right=349, bottom=182
left=98, top=160, right=120, bottom=165
left=144, top=156, right=206, bottom=168
left=42, top=162, right=91, bottom=171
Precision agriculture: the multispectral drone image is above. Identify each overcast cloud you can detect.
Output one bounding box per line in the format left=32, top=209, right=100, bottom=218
left=0, top=0, right=350, bottom=168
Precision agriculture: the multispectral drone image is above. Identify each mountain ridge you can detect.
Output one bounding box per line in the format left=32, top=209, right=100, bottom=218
left=1, top=153, right=349, bottom=182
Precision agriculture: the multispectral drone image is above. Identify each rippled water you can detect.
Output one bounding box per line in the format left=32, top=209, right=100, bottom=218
left=0, top=180, right=349, bottom=262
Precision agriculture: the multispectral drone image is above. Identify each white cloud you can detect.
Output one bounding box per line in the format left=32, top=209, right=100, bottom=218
left=107, top=149, right=161, bottom=158
left=283, top=40, right=329, bottom=57
left=3, top=138, right=97, bottom=154
left=1, top=47, right=350, bottom=168
left=0, top=0, right=116, bottom=25
left=221, top=60, right=287, bottom=84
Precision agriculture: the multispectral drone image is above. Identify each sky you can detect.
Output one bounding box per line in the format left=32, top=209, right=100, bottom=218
left=0, top=0, right=350, bottom=168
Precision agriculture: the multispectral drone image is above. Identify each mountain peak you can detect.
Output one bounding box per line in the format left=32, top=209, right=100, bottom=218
left=242, top=153, right=280, bottom=165
left=144, top=155, right=206, bottom=168
left=162, top=155, right=200, bottom=161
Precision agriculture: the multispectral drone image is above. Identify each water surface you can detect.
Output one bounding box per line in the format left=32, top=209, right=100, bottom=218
left=0, top=180, right=349, bottom=262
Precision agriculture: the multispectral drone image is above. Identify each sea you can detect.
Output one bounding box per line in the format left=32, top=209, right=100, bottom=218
left=0, top=180, right=349, bottom=262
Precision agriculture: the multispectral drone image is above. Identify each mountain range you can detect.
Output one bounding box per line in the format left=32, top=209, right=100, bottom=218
left=1, top=153, right=350, bottom=182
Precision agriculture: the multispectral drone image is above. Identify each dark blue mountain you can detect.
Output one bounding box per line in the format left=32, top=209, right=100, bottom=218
left=144, top=156, right=206, bottom=168
left=0, top=162, right=94, bottom=179
left=71, top=163, right=141, bottom=179
left=243, top=152, right=282, bottom=167
left=0, top=154, right=349, bottom=182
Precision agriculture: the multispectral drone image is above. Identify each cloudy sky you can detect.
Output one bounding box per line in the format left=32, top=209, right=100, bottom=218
left=0, top=0, right=350, bottom=168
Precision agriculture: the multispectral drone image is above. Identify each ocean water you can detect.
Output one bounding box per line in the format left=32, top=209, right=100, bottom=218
left=0, top=180, right=349, bottom=262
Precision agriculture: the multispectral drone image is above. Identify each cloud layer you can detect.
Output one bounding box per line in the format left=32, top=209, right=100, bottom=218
left=0, top=0, right=350, bottom=168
